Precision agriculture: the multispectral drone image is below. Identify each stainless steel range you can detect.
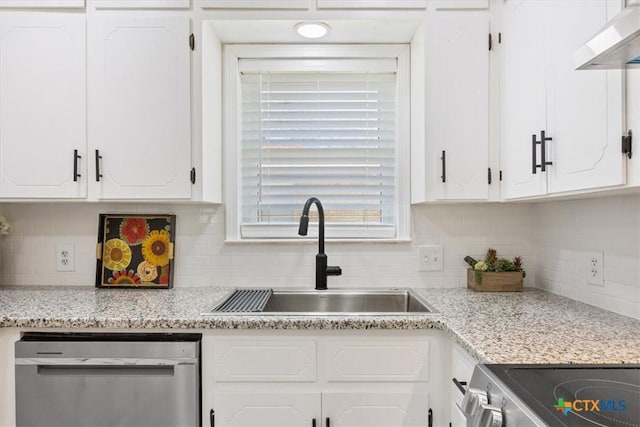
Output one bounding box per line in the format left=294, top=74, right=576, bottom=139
left=462, top=364, right=640, bottom=427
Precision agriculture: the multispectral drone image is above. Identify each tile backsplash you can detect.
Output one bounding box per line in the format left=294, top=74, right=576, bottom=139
left=0, top=194, right=638, bottom=319
left=532, top=194, right=640, bottom=319
left=0, top=202, right=533, bottom=289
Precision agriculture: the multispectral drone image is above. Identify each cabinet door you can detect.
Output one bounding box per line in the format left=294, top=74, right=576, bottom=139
left=323, top=392, right=429, bottom=427
left=0, top=13, right=86, bottom=198
left=215, top=392, right=320, bottom=427
left=89, top=15, right=192, bottom=199
left=316, top=0, right=426, bottom=8
left=547, top=0, right=624, bottom=193
left=426, top=9, right=490, bottom=200
left=0, top=0, right=84, bottom=7
left=93, top=0, right=189, bottom=8
left=499, top=0, right=551, bottom=199
left=201, top=0, right=310, bottom=9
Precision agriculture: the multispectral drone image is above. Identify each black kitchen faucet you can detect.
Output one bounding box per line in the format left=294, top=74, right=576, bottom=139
left=298, top=197, right=342, bottom=290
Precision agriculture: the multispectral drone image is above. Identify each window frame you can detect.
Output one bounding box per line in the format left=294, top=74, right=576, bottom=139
left=223, top=44, right=411, bottom=242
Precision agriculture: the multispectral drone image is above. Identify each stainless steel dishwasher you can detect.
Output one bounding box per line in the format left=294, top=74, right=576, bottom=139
left=15, top=332, right=201, bottom=427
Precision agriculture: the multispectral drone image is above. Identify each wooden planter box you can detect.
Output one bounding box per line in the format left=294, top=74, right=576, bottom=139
left=467, top=268, right=523, bottom=292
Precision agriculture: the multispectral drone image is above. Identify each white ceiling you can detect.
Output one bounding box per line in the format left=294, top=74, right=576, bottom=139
left=206, top=19, right=422, bottom=44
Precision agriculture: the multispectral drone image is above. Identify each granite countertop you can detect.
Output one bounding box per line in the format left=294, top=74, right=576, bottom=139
left=0, top=286, right=639, bottom=365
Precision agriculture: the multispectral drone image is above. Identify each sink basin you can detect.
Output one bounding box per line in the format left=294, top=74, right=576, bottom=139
left=208, top=288, right=439, bottom=316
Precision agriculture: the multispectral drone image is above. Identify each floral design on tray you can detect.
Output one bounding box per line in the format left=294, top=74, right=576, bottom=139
left=96, top=214, right=176, bottom=289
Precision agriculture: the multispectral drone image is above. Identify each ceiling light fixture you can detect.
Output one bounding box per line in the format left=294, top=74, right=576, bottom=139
left=294, top=22, right=330, bottom=39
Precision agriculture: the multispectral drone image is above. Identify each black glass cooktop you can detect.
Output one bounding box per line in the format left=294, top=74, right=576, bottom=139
left=485, top=364, right=640, bottom=427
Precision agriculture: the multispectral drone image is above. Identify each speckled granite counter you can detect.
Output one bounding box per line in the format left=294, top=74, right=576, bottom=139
left=1, top=286, right=639, bottom=364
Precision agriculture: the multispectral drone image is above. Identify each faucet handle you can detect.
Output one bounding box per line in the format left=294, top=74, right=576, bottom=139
left=327, top=266, right=342, bottom=276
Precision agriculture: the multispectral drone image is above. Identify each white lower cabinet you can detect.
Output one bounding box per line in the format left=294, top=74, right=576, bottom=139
left=204, top=332, right=446, bottom=427
left=449, top=344, right=476, bottom=427
left=216, top=391, right=429, bottom=427
left=215, top=392, right=320, bottom=426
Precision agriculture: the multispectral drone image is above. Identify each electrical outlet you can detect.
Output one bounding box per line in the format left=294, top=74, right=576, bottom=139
left=56, top=244, right=75, bottom=272
left=585, top=250, right=604, bottom=286
left=417, top=245, right=444, bottom=272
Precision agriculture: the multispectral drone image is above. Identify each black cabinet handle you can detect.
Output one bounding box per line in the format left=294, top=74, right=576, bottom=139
left=441, top=150, right=446, bottom=183
left=73, top=149, right=81, bottom=182
left=326, top=417, right=330, bottom=427
left=531, top=134, right=538, bottom=174
left=95, top=149, right=103, bottom=182
left=428, top=408, right=433, bottom=427
left=452, top=377, right=467, bottom=395
left=312, top=419, right=316, bottom=427
left=209, top=409, right=214, bottom=427
left=533, top=131, right=553, bottom=174
left=540, top=130, right=553, bottom=172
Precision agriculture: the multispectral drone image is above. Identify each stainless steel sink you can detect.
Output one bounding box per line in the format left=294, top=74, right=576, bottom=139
left=208, top=288, right=439, bottom=316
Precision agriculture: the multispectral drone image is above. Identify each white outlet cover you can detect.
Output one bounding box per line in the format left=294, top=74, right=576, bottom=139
left=585, top=250, right=604, bottom=287
left=417, top=245, right=444, bottom=272
left=56, top=244, right=75, bottom=272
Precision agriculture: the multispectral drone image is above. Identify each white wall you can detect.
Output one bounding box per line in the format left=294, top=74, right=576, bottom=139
left=532, top=194, right=640, bottom=319
left=0, top=203, right=533, bottom=289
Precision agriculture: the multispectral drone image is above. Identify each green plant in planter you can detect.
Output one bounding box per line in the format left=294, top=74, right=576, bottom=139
left=464, top=249, right=524, bottom=284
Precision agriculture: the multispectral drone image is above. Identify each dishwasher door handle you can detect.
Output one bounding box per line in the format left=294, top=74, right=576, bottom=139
left=36, top=365, right=175, bottom=376
left=16, top=357, right=197, bottom=366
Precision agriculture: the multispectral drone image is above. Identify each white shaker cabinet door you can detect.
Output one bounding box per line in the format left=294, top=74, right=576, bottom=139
left=215, top=392, right=321, bottom=427
left=88, top=15, right=192, bottom=199
left=322, top=392, right=430, bottom=427
left=426, top=9, right=490, bottom=200
left=0, top=13, right=86, bottom=198
left=499, top=0, right=551, bottom=200
left=0, top=0, right=84, bottom=7
left=201, top=0, right=309, bottom=8
left=547, top=0, right=624, bottom=193
left=316, top=0, right=426, bottom=9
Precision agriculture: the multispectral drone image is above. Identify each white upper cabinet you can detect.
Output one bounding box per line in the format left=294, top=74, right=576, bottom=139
left=0, top=12, right=87, bottom=198
left=200, top=0, right=310, bottom=9
left=425, top=9, right=490, bottom=200
left=500, top=0, right=625, bottom=200
left=547, top=0, right=624, bottom=193
left=88, top=15, right=192, bottom=200
left=499, top=0, right=550, bottom=200
left=413, top=8, right=491, bottom=202
left=317, top=0, right=426, bottom=9
left=0, top=0, right=84, bottom=7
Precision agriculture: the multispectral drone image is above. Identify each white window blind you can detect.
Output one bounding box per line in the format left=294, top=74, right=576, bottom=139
left=239, top=60, right=398, bottom=239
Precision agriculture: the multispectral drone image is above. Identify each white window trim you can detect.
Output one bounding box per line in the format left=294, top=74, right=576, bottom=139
left=223, top=44, right=411, bottom=242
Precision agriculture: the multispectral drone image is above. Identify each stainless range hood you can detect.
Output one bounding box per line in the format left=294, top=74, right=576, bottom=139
left=575, top=1, right=640, bottom=70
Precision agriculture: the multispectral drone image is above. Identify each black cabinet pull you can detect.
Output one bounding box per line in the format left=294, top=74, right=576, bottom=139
left=209, top=409, right=214, bottom=427
left=95, top=149, right=103, bottom=182
left=73, top=149, right=81, bottom=182
left=441, top=150, right=446, bottom=183
left=531, top=134, right=538, bottom=174
left=452, top=377, right=467, bottom=395
left=326, top=417, right=330, bottom=427
left=540, top=130, right=553, bottom=172
left=312, top=418, right=316, bottom=427
left=532, top=130, right=553, bottom=174
left=428, top=408, right=433, bottom=427
left=487, top=167, right=492, bottom=185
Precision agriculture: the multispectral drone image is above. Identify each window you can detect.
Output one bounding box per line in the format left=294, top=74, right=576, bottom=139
left=224, top=45, right=410, bottom=240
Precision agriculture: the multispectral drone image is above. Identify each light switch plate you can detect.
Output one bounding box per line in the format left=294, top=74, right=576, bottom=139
left=417, top=245, right=443, bottom=272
